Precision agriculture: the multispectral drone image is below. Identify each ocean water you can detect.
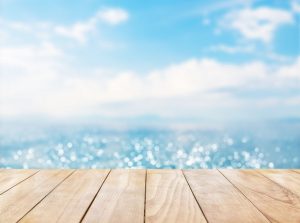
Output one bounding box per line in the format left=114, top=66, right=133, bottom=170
left=0, top=121, right=299, bottom=169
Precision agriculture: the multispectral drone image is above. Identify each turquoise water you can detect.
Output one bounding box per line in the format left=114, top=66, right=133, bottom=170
left=0, top=122, right=299, bottom=169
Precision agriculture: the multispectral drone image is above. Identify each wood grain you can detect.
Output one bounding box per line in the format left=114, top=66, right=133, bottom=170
left=258, top=169, right=300, bottom=197
left=0, top=170, right=73, bottom=222
left=184, top=169, right=269, bottom=223
left=146, top=169, right=207, bottom=223
left=221, top=169, right=300, bottom=223
left=0, top=169, right=299, bottom=223
left=0, top=169, right=38, bottom=194
left=82, top=169, right=145, bottom=223
left=20, top=169, right=110, bottom=223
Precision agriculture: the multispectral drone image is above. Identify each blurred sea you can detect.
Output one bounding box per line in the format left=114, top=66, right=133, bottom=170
left=0, top=120, right=299, bottom=169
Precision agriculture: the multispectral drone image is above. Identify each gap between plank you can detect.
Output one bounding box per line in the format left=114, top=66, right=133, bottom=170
left=17, top=170, right=76, bottom=223
left=79, top=169, right=112, bottom=223
left=256, top=170, right=300, bottom=200
left=181, top=170, right=209, bottom=223
left=0, top=170, right=40, bottom=195
left=217, top=169, right=272, bottom=223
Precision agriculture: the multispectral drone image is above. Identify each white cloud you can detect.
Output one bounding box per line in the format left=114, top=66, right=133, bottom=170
left=209, top=43, right=293, bottom=63
left=210, top=44, right=255, bottom=54
left=291, top=0, right=300, bottom=13
left=277, top=57, right=300, bottom=81
left=5, top=21, right=33, bottom=32
left=0, top=5, right=299, bottom=121
left=0, top=19, right=54, bottom=40
left=54, top=20, right=96, bottom=43
left=97, top=8, right=129, bottom=25
left=0, top=7, right=129, bottom=44
left=54, top=8, right=129, bottom=43
left=0, top=43, right=64, bottom=76
left=0, top=43, right=66, bottom=117
left=222, top=7, right=293, bottom=43
left=1, top=42, right=299, bottom=119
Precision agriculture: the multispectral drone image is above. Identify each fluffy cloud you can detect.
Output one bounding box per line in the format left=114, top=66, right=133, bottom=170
left=0, top=42, right=299, bottom=119
left=54, top=8, right=129, bottom=43
left=222, top=7, right=293, bottom=43
left=0, top=4, right=299, bottom=121
left=54, top=22, right=96, bottom=43
left=0, top=7, right=129, bottom=44
left=97, top=8, right=129, bottom=25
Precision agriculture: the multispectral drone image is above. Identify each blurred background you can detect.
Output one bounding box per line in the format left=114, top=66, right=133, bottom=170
left=0, top=0, right=299, bottom=169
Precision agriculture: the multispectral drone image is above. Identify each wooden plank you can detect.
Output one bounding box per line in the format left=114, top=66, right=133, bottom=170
left=20, top=169, right=110, bottom=223
left=0, top=169, right=73, bottom=222
left=220, top=169, right=300, bottom=223
left=146, top=169, right=207, bottom=223
left=0, top=169, right=38, bottom=194
left=258, top=170, right=300, bottom=197
left=184, top=169, right=269, bottom=223
left=82, top=169, right=145, bottom=223
left=292, top=169, right=300, bottom=174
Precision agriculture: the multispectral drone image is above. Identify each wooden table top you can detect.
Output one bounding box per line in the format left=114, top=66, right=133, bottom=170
left=0, top=169, right=299, bottom=223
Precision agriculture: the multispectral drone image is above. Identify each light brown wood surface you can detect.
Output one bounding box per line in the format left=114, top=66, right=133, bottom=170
left=0, top=170, right=73, bottom=222
left=82, top=169, right=146, bottom=223
left=220, top=169, right=300, bottom=223
left=0, top=169, right=299, bottom=223
left=292, top=169, right=300, bottom=174
left=258, top=169, right=300, bottom=197
left=184, top=169, right=269, bottom=223
left=20, top=169, right=110, bottom=223
left=146, top=170, right=207, bottom=223
left=0, top=169, right=38, bottom=194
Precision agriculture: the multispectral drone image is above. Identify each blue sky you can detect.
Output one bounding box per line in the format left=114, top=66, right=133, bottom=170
left=0, top=0, right=299, bottom=124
